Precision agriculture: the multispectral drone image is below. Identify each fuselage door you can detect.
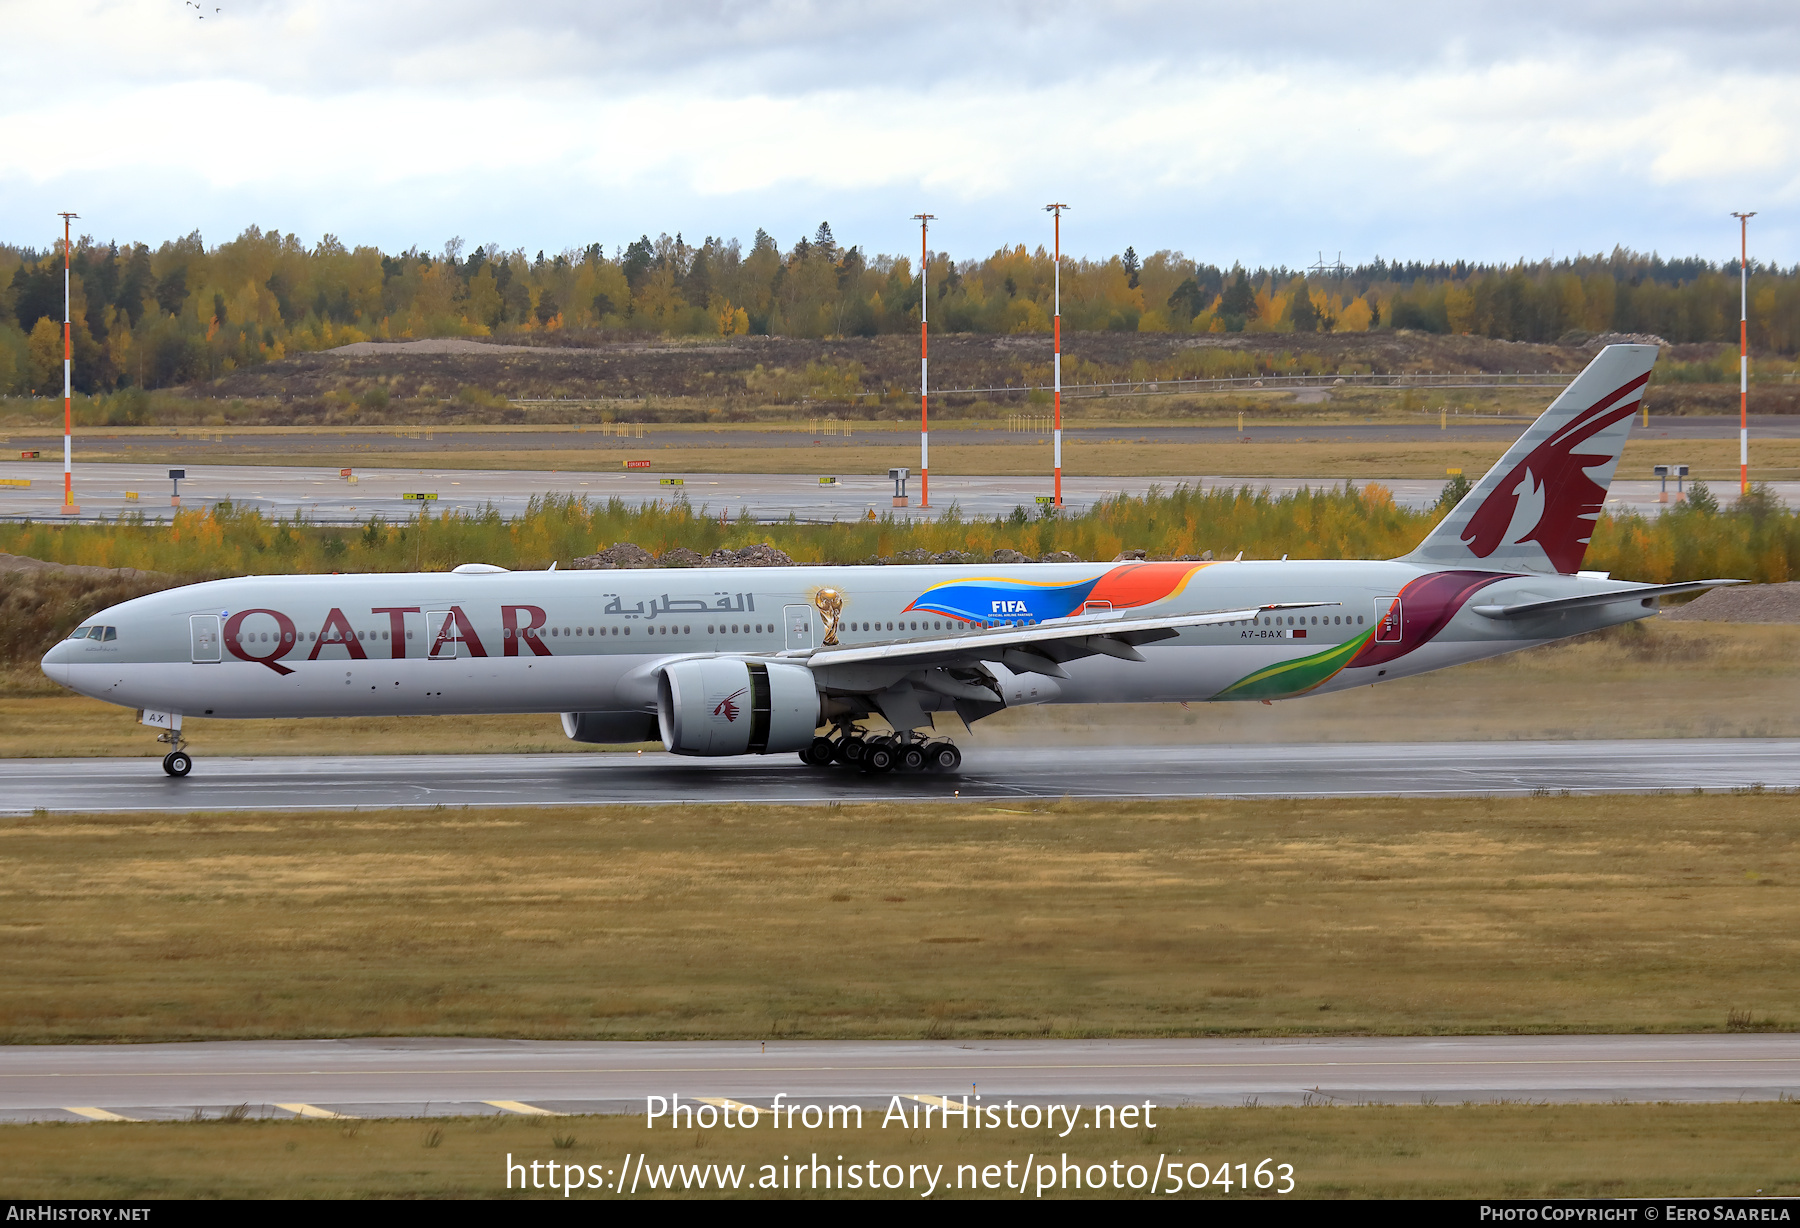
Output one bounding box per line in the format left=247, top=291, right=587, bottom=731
left=783, top=605, right=815, bottom=652
left=425, top=610, right=462, bottom=660
left=1375, top=597, right=1403, bottom=643
left=190, top=614, right=221, bottom=663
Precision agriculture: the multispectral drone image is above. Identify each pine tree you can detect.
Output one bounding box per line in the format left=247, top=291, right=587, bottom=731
left=1122, top=246, right=1140, bottom=289
left=1218, top=269, right=1255, bottom=332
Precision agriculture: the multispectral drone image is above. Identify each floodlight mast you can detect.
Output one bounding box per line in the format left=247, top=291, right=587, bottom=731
left=57, top=212, right=79, bottom=516
left=913, top=213, right=935, bottom=509
left=1045, top=203, right=1068, bottom=507
left=1732, top=211, right=1756, bottom=496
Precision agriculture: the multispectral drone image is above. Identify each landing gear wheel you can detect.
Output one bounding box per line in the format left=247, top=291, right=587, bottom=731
left=926, top=742, right=962, bottom=773
left=862, top=742, right=896, bottom=773
left=162, top=751, right=192, bottom=778
left=836, top=737, right=867, bottom=766
left=897, top=743, right=928, bottom=772
left=800, top=736, right=837, bottom=768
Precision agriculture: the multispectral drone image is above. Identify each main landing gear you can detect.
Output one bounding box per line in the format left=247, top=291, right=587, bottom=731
left=799, top=728, right=962, bottom=775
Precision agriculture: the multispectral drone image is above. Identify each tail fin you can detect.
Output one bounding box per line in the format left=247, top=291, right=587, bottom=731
left=1404, top=343, right=1657, bottom=574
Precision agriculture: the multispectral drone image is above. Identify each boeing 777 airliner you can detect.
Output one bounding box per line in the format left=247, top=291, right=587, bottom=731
left=42, top=344, right=1736, bottom=777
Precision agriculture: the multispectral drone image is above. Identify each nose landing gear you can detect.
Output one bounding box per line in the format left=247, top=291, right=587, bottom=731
left=148, top=718, right=192, bottom=778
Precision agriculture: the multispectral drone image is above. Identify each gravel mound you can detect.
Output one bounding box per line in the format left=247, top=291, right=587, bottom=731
left=570, top=542, right=657, bottom=569
left=0, top=553, right=164, bottom=581
left=1660, top=582, right=1800, bottom=623
left=705, top=544, right=795, bottom=567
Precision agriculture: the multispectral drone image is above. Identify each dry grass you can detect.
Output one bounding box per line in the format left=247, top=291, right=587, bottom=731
left=52, top=434, right=1800, bottom=480
left=0, top=792, right=1796, bottom=1044
left=4, top=622, right=1794, bottom=759
left=0, top=1102, right=1795, bottom=1199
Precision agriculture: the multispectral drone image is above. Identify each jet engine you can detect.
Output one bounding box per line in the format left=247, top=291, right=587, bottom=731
left=657, top=658, right=821, bottom=756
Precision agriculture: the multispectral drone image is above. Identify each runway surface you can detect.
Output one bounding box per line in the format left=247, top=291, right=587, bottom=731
left=5, top=1035, right=1796, bottom=1122
left=3, top=739, right=1795, bottom=814
left=3, top=460, right=1788, bottom=525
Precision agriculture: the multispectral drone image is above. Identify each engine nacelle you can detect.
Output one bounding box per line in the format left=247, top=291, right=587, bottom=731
left=561, top=711, right=659, bottom=744
left=657, top=658, right=821, bottom=756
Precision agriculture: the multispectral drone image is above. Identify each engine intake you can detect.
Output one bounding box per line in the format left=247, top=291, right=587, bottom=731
left=657, top=658, right=821, bottom=756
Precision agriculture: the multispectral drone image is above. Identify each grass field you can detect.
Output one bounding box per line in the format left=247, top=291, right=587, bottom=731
left=5, top=622, right=1795, bottom=759
left=2, top=1102, right=1795, bottom=1199
left=29, top=432, right=1800, bottom=481
left=1, top=791, right=1795, bottom=1045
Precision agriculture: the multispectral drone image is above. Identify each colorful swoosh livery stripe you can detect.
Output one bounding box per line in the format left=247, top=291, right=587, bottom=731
left=1214, top=627, right=1374, bottom=700
left=1212, top=569, right=1517, bottom=701
left=907, top=562, right=1214, bottom=623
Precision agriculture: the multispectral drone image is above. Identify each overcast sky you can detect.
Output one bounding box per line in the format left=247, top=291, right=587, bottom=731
left=1, top=0, right=1794, bottom=268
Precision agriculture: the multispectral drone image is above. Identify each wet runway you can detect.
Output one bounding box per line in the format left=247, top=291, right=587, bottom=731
left=2, top=739, right=1795, bottom=815
left=5, top=1034, right=1796, bottom=1122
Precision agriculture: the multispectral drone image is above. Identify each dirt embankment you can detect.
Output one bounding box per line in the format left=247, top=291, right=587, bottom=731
left=1660, top=582, right=1800, bottom=623
left=177, top=331, right=1632, bottom=423
left=0, top=557, right=180, bottom=671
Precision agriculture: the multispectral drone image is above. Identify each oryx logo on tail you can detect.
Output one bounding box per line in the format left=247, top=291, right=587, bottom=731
left=1461, top=373, right=1648, bottom=573
left=1404, top=345, right=1658, bottom=576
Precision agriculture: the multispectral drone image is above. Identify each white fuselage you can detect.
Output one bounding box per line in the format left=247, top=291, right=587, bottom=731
left=40, top=560, right=1649, bottom=729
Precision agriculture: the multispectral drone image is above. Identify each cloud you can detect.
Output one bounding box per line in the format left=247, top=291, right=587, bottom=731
left=0, top=0, right=1794, bottom=263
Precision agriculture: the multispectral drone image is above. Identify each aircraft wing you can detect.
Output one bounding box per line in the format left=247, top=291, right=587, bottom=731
left=1470, top=579, right=1743, bottom=620
left=795, top=601, right=1339, bottom=677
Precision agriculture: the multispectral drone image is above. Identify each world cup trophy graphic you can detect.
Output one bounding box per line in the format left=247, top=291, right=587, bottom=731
left=814, top=587, right=844, bottom=646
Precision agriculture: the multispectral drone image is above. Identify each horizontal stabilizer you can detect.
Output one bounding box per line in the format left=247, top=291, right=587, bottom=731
left=1470, top=579, right=1744, bottom=620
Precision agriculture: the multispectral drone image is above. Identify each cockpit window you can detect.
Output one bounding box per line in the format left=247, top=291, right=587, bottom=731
left=69, top=626, right=91, bottom=640
left=102, top=627, right=117, bottom=641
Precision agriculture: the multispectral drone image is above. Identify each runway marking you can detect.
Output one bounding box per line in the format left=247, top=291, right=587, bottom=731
left=903, top=1094, right=963, bottom=1110
left=694, top=1096, right=762, bottom=1117
left=275, top=1102, right=356, bottom=1119
left=65, top=1107, right=139, bottom=1121
left=484, top=1099, right=564, bottom=1115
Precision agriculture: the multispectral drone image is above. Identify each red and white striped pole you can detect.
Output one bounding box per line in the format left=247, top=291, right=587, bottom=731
left=1045, top=203, right=1068, bottom=507
left=913, top=213, right=934, bottom=508
left=57, top=211, right=79, bottom=516
left=1732, top=211, right=1756, bottom=496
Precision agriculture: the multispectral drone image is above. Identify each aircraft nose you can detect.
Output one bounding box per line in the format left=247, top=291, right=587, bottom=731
left=40, top=640, right=73, bottom=686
